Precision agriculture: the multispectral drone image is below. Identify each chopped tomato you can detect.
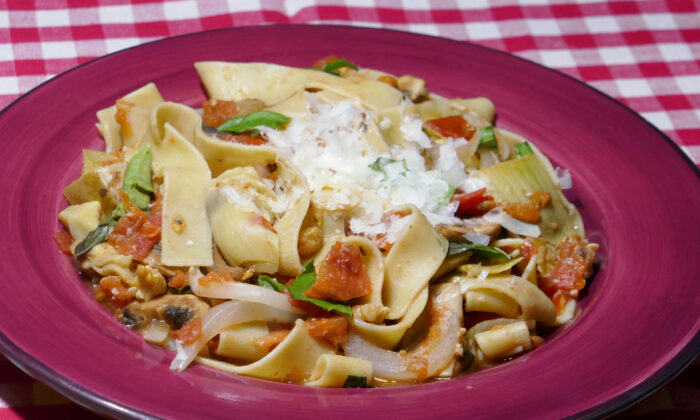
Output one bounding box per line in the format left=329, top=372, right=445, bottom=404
left=53, top=230, right=73, bottom=254
left=253, top=329, right=291, bottom=350
left=424, top=115, right=476, bottom=140
left=304, top=316, right=348, bottom=347
left=167, top=271, right=189, bottom=289
left=520, top=241, right=536, bottom=263
left=451, top=188, right=494, bottom=217
left=202, top=99, right=239, bottom=128
left=249, top=213, right=277, bottom=233
left=305, top=242, right=372, bottom=302
left=504, top=201, right=541, bottom=223
left=199, top=272, right=235, bottom=288
left=95, top=275, right=136, bottom=309
left=114, top=100, right=134, bottom=139
left=539, top=235, right=595, bottom=312
left=172, top=317, right=202, bottom=344
left=148, top=193, right=163, bottom=228
left=216, top=132, right=267, bottom=145
left=108, top=210, right=160, bottom=260
left=406, top=355, right=428, bottom=381
left=504, top=191, right=551, bottom=223
left=312, top=54, right=340, bottom=69
left=377, top=74, right=398, bottom=88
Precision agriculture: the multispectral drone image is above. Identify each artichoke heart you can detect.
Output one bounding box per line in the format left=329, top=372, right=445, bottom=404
left=475, top=153, right=584, bottom=242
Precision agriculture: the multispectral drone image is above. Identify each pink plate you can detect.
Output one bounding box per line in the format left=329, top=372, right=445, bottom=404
left=0, top=25, right=698, bottom=419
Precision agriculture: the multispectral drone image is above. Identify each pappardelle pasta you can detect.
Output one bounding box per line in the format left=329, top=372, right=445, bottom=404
left=55, top=56, right=597, bottom=387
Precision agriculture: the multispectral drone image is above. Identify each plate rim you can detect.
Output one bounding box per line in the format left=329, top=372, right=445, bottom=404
left=0, top=23, right=698, bottom=419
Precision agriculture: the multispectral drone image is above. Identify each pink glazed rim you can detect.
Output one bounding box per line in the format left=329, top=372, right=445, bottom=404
left=0, top=25, right=698, bottom=419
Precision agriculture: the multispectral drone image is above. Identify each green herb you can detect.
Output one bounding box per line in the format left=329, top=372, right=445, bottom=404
left=369, top=157, right=408, bottom=180
left=515, top=141, right=534, bottom=157
left=74, top=221, right=116, bottom=258
left=322, top=59, right=359, bottom=76
left=257, top=275, right=287, bottom=293
left=121, top=146, right=154, bottom=211
left=342, top=375, right=368, bottom=388
left=478, top=125, right=497, bottom=150
left=440, top=185, right=456, bottom=204
left=218, top=111, right=289, bottom=133
left=287, top=260, right=354, bottom=317
left=448, top=241, right=510, bottom=260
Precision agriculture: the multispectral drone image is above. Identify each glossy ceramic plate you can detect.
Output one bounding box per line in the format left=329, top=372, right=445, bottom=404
left=0, top=25, right=698, bottom=419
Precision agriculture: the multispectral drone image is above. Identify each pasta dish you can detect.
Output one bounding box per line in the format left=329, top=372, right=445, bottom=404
left=54, top=57, right=597, bottom=387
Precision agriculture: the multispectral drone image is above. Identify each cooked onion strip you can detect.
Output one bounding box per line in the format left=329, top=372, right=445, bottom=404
left=483, top=207, right=541, bottom=238
left=189, top=268, right=304, bottom=315
left=343, top=283, right=462, bottom=382
left=170, top=300, right=299, bottom=372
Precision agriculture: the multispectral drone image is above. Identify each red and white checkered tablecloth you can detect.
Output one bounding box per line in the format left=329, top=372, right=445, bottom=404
left=0, top=0, right=698, bottom=419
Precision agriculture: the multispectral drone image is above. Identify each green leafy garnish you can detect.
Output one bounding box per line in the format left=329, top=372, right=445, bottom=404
left=515, top=141, right=534, bottom=157
left=287, top=260, right=354, bottom=317
left=322, top=59, right=359, bottom=76
left=342, top=375, right=368, bottom=388
left=369, top=157, right=408, bottom=180
left=448, top=241, right=510, bottom=260
left=120, top=146, right=154, bottom=212
left=440, top=185, right=456, bottom=204
left=74, top=221, right=116, bottom=258
left=478, top=125, right=497, bottom=150
left=257, top=275, right=287, bottom=293
left=218, top=111, right=289, bottom=133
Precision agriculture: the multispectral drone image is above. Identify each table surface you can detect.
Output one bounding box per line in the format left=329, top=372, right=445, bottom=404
left=0, top=0, right=698, bottom=419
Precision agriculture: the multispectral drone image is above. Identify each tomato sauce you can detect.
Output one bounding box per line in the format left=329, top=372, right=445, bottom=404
left=202, top=99, right=239, bottom=128
left=304, top=316, right=348, bottom=347
left=172, top=317, right=202, bottom=344
left=305, top=242, right=372, bottom=302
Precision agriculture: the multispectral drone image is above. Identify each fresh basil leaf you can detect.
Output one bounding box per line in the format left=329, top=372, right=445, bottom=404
left=74, top=222, right=115, bottom=258
left=342, top=375, right=368, bottom=388
left=448, top=241, right=510, bottom=260
left=120, top=146, right=154, bottom=211
left=440, top=185, right=456, bottom=204
left=322, top=59, right=359, bottom=75
left=287, top=260, right=354, bottom=317
left=218, top=111, right=289, bottom=133
left=478, top=125, right=497, bottom=150
left=515, top=141, right=534, bottom=157
left=257, top=275, right=287, bottom=293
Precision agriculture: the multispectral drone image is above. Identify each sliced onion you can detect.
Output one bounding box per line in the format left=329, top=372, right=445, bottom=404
left=343, top=284, right=462, bottom=382
left=170, top=300, right=299, bottom=372
left=463, top=232, right=490, bottom=246
left=188, top=267, right=304, bottom=315
left=555, top=167, right=572, bottom=190
left=483, top=207, right=541, bottom=238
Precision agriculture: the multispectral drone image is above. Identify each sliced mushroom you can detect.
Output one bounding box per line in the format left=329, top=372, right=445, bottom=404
left=397, top=75, right=428, bottom=102
left=121, top=294, right=210, bottom=332
left=435, top=219, right=502, bottom=242
left=203, top=246, right=251, bottom=281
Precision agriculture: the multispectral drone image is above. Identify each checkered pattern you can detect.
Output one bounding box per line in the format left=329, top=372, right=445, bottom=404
left=0, top=0, right=698, bottom=418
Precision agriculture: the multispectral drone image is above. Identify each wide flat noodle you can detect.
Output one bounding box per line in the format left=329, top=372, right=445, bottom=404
left=96, top=83, right=163, bottom=153
left=305, top=354, right=373, bottom=387
left=147, top=121, right=214, bottom=267
left=196, top=319, right=334, bottom=382
left=195, top=62, right=403, bottom=111
left=383, top=205, right=447, bottom=320
left=449, top=274, right=556, bottom=323
left=350, top=287, right=428, bottom=349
